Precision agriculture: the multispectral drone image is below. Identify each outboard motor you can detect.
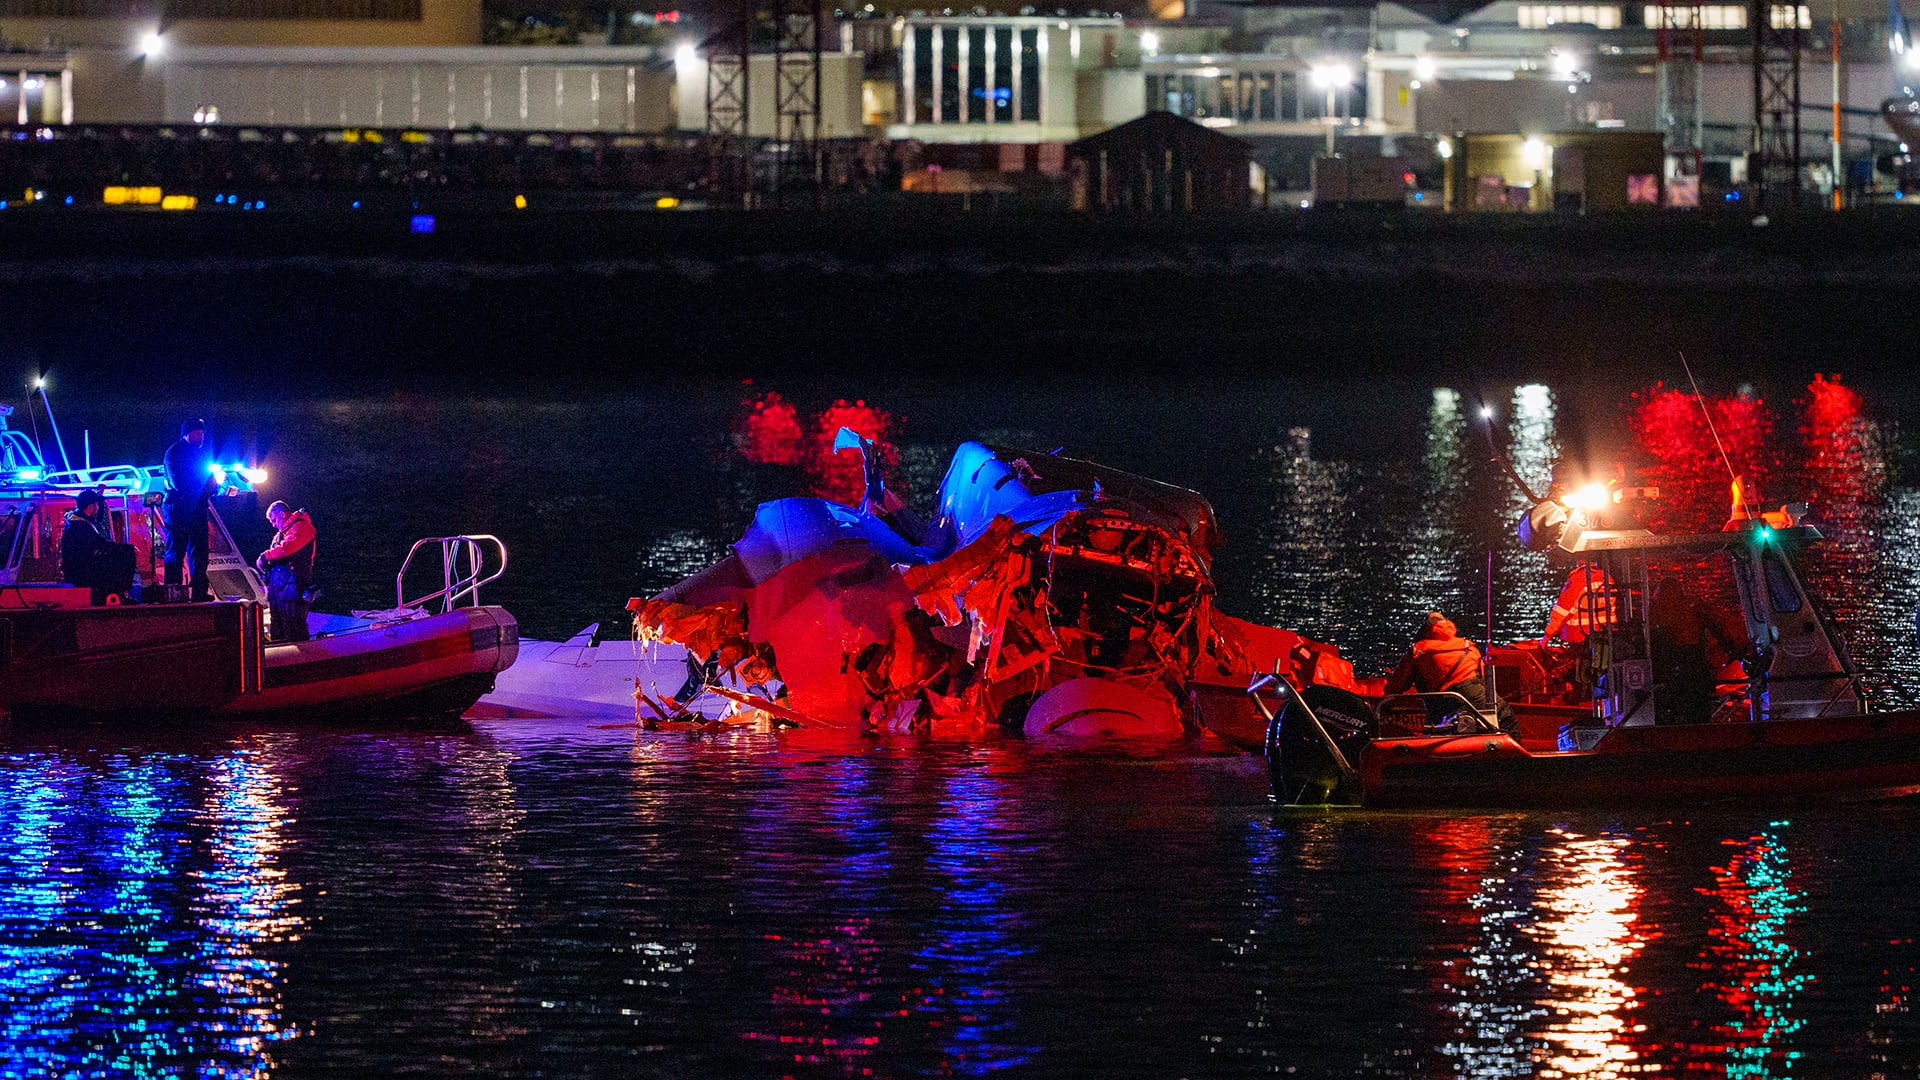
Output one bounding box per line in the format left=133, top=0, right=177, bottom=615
left=1267, top=684, right=1375, bottom=805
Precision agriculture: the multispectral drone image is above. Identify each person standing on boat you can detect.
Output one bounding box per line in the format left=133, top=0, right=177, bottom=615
left=1647, top=575, right=1749, bottom=725
left=61, top=489, right=136, bottom=604
left=256, top=501, right=317, bottom=643
left=1539, top=561, right=1617, bottom=645
left=162, top=418, right=216, bottom=602
left=1386, top=611, right=1515, bottom=734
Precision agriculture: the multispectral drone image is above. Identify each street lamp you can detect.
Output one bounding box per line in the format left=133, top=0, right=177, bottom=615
left=1521, top=136, right=1550, bottom=209
left=1309, top=62, right=1354, bottom=155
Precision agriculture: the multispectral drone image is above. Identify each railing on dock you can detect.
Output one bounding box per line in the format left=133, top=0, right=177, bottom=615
left=397, top=535, right=507, bottom=614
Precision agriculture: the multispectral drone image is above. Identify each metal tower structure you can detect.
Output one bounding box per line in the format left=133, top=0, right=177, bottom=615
left=1655, top=1, right=1706, bottom=190
left=701, top=0, right=824, bottom=207
left=704, top=8, right=751, bottom=206
left=1751, top=0, right=1804, bottom=208
left=769, top=0, right=824, bottom=206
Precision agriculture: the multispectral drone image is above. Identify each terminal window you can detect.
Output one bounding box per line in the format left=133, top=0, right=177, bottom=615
left=1768, top=3, right=1812, bottom=28
left=0, top=0, right=420, bottom=14
left=903, top=22, right=1043, bottom=124
left=1517, top=4, right=1623, bottom=27
left=1147, top=66, right=1352, bottom=124
left=1643, top=4, right=1746, bottom=28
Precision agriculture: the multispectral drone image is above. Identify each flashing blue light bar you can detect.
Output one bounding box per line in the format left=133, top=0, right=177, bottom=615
left=16, top=467, right=41, bottom=481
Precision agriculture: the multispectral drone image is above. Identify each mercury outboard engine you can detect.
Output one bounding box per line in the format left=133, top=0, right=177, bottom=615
left=1268, top=684, right=1375, bottom=805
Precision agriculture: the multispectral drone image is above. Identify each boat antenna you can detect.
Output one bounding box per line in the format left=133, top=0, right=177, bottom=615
left=1678, top=351, right=1749, bottom=514
left=1472, top=390, right=1546, bottom=504
left=1471, top=389, right=1509, bottom=703
left=24, top=377, right=43, bottom=452
left=31, top=375, right=72, bottom=473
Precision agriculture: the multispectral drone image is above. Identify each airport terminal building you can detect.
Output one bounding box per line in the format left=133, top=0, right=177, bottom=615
left=3, top=0, right=1914, bottom=201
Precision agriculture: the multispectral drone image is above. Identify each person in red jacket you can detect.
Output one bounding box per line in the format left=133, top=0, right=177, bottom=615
left=1386, top=611, right=1513, bottom=733
left=1540, top=561, right=1617, bottom=645
left=256, top=501, right=317, bottom=643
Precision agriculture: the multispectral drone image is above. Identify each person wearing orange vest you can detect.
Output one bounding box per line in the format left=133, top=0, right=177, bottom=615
left=1540, top=562, right=1617, bottom=646
left=1386, top=611, right=1514, bottom=733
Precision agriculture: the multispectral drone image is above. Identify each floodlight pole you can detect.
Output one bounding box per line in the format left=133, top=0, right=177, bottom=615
left=34, top=380, right=71, bottom=473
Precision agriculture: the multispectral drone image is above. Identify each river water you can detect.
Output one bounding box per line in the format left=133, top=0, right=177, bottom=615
left=3, top=372, right=1919, bottom=1077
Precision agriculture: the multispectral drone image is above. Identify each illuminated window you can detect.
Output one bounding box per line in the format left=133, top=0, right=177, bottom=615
left=1018, top=29, right=1039, bottom=121
left=1518, top=4, right=1623, bottom=28
left=1769, top=3, right=1812, bottom=27
left=1643, top=4, right=1746, bottom=28
left=0, top=0, right=420, bottom=15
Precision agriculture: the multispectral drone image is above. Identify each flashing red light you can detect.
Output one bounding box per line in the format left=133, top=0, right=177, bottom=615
left=655, top=10, right=679, bottom=20
left=1402, top=171, right=1416, bottom=185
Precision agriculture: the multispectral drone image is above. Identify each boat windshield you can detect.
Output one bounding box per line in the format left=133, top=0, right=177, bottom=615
left=1761, top=547, right=1803, bottom=613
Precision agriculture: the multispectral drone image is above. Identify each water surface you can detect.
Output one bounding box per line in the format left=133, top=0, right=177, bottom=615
left=4, top=373, right=1919, bottom=1076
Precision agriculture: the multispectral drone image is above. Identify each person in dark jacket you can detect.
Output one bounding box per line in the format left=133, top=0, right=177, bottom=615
left=256, top=500, right=316, bottom=642
left=1648, top=574, right=1749, bottom=725
left=61, top=489, right=136, bottom=604
left=162, top=418, right=216, bottom=601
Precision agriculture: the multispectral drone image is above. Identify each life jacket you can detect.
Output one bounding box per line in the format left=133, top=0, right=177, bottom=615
left=261, top=510, right=318, bottom=589
left=1545, top=563, right=1618, bottom=643
left=1405, top=634, right=1483, bottom=692
left=1388, top=619, right=1483, bottom=697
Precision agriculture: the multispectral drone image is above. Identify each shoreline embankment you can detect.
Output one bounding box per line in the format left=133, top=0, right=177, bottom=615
left=2, top=208, right=1916, bottom=391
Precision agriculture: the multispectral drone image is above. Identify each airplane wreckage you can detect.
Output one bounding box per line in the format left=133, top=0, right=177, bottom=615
left=626, top=432, right=1359, bottom=740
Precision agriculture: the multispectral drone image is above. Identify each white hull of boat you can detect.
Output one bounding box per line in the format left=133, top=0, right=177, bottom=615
left=225, top=606, right=520, bottom=719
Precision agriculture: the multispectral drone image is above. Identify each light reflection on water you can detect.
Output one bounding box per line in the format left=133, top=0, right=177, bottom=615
left=1526, top=830, right=1646, bottom=1078
left=191, top=745, right=301, bottom=1078
left=1694, top=826, right=1808, bottom=1079
left=3, top=730, right=1920, bottom=1074
left=0, top=749, right=300, bottom=1078
left=1432, top=816, right=1544, bottom=1077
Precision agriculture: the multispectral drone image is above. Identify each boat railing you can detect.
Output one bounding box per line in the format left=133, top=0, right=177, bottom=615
left=42, top=464, right=161, bottom=490
left=397, top=535, right=507, bottom=614
left=1375, top=691, right=1505, bottom=737
left=1247, top=671, right=1362, bottom=788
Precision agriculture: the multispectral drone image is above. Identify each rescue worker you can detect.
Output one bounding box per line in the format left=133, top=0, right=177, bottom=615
left=1540, top=560, right=1617, bottom=645
left=255, top=500, right=317, bottom=643
left=1385, top=611, right=1515, bottom=734
left=60, top=489, right=137, bottom=605
left=162, top=418, right=216, bottom=601
left=1647, top=574, right=1749, bottom=725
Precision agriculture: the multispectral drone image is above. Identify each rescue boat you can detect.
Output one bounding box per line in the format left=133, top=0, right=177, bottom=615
left=1258, top=483, right=1920, bottom=809
left=0, top=402, right=518, bottom=723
